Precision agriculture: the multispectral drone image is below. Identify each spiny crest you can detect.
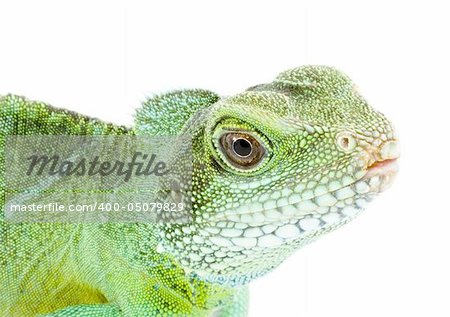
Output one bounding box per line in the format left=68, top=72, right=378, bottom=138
left=135, top=89, right=220, bottom=136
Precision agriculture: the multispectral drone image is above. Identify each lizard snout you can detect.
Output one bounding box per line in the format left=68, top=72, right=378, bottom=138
left=360, top=139, right=400, bottom=192
left=368, top=139, right=400, bottom=168
left=355, top=139, right=400, bottom=169
left=379, top=140, right=400, bottom=161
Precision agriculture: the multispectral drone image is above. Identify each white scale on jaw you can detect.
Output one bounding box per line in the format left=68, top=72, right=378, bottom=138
left=199, top=166, right=397, bottom=251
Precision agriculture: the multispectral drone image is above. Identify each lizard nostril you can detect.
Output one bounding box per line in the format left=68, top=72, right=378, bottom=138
left=379, top=140, right=400, bottom=160
left=336, top=132, right=356, bottom=152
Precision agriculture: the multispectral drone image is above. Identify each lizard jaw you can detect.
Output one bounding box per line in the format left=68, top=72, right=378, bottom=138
left=165, top=149, right=399, bottom=282
left=209, top=156, right=398, bottom=227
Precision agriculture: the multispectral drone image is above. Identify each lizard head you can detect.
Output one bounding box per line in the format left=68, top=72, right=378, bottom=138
left=160, top=66, right=399, bottom=285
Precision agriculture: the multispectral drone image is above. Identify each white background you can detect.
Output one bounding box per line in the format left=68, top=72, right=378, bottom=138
left=0, top=1, right=448, bottom=316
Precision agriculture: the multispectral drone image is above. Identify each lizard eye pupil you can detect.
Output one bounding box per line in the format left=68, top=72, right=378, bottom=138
left=219, top=132, right=266, bottom=170
left=232, top=138, right=252, bottom=157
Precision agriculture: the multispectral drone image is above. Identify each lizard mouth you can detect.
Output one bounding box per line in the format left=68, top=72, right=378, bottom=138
left=366, top=158, right=398, bottom=174
left=211, top=159, right=399, bottom=226
left=363, top=158, right=399, bottom=192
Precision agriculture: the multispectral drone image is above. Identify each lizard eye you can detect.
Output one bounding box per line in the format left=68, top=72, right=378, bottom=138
left=219, top=132, right=266, bottom=169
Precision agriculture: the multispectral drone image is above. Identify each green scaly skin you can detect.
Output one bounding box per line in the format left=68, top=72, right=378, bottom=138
left=0, top=66, right=399, bottom=316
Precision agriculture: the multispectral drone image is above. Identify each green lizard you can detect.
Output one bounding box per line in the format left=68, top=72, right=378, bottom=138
left=0, top=66, right=399, bottom=316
